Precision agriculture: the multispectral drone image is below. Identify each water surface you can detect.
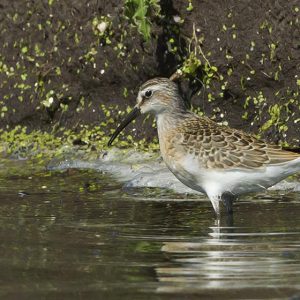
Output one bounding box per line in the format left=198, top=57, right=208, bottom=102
left=0, top=158, right=300, bottom=299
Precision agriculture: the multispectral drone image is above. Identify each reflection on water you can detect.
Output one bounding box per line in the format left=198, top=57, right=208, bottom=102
left=0, top=160, right=300, bottom=299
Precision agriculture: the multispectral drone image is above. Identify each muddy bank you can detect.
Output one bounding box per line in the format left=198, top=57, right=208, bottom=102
left=0, top=0, right=299, bottom=147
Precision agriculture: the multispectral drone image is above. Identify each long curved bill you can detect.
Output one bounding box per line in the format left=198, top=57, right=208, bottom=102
left=107, top=106, right=141, bottom=146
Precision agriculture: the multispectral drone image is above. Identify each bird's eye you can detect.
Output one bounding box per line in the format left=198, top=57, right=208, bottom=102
left=144, top=90, right=152, bottom=98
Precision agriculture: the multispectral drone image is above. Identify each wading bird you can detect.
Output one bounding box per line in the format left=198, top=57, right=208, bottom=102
left=108, top=78, right=300, bottom=216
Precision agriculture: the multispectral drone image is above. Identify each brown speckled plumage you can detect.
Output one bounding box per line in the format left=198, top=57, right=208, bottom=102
left=165, top=114, right=299, bottom=170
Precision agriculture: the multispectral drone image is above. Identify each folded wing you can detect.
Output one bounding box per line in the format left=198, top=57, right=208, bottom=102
left=174, top=116, right=300, bottom=170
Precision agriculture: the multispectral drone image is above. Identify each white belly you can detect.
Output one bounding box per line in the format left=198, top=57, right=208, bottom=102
left=165, top=153, right=300, bottom=197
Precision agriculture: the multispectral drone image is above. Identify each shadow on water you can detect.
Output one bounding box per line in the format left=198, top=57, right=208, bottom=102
left=0, top=160, right=300, bottom=299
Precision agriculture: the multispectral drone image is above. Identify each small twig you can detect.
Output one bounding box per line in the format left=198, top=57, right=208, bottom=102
left=192, top=23, right=210, bottom=68
left=169, top=69, right=183, bottom=81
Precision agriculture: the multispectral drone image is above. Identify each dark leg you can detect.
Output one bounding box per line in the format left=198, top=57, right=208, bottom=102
left=226, top=213, right=234, bottom=227
left=221, top=192, right=236, bottom=215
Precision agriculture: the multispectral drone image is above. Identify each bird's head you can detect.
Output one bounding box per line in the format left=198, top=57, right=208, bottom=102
left=136, top=77, right=183, bottom=114
left=107, top=77, right=184, bottom=146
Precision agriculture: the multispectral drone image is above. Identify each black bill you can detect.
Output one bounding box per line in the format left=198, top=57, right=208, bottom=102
left=107, top=106, right=141, bottom=146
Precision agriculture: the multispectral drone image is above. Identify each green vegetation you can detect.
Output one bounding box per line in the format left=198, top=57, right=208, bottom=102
left=124, top=0, right=160, bottom=41
left=92, top=16, right=113, bottom=44
left=186, top=0, right=194, bottom=12
left=176, top=25, right=220, bottom=104
left=0, top=103, right=159, bottom=162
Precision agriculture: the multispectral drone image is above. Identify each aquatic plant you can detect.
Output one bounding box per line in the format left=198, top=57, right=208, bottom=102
left=124, top=0, right=160, bottom=41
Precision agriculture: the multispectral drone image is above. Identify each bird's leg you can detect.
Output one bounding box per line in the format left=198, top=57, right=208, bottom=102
left=225, top=213, right=234, bottom=227
left=221, top=192, right=236, bottom=215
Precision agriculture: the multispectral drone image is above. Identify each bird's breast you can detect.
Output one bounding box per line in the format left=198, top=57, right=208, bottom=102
left=157, top=128, right=207, bottom=192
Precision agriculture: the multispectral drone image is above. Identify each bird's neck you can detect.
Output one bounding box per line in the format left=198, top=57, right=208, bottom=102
left=156, top=109, right=191, bottom=164
left=156, top=109, right=189, bottom=136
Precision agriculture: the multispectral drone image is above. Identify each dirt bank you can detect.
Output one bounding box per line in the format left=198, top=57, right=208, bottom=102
left=0, top=0, right=299, bottom=147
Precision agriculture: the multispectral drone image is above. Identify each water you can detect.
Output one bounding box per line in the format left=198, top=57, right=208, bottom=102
left=1, top=156, right=300, bottom=299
